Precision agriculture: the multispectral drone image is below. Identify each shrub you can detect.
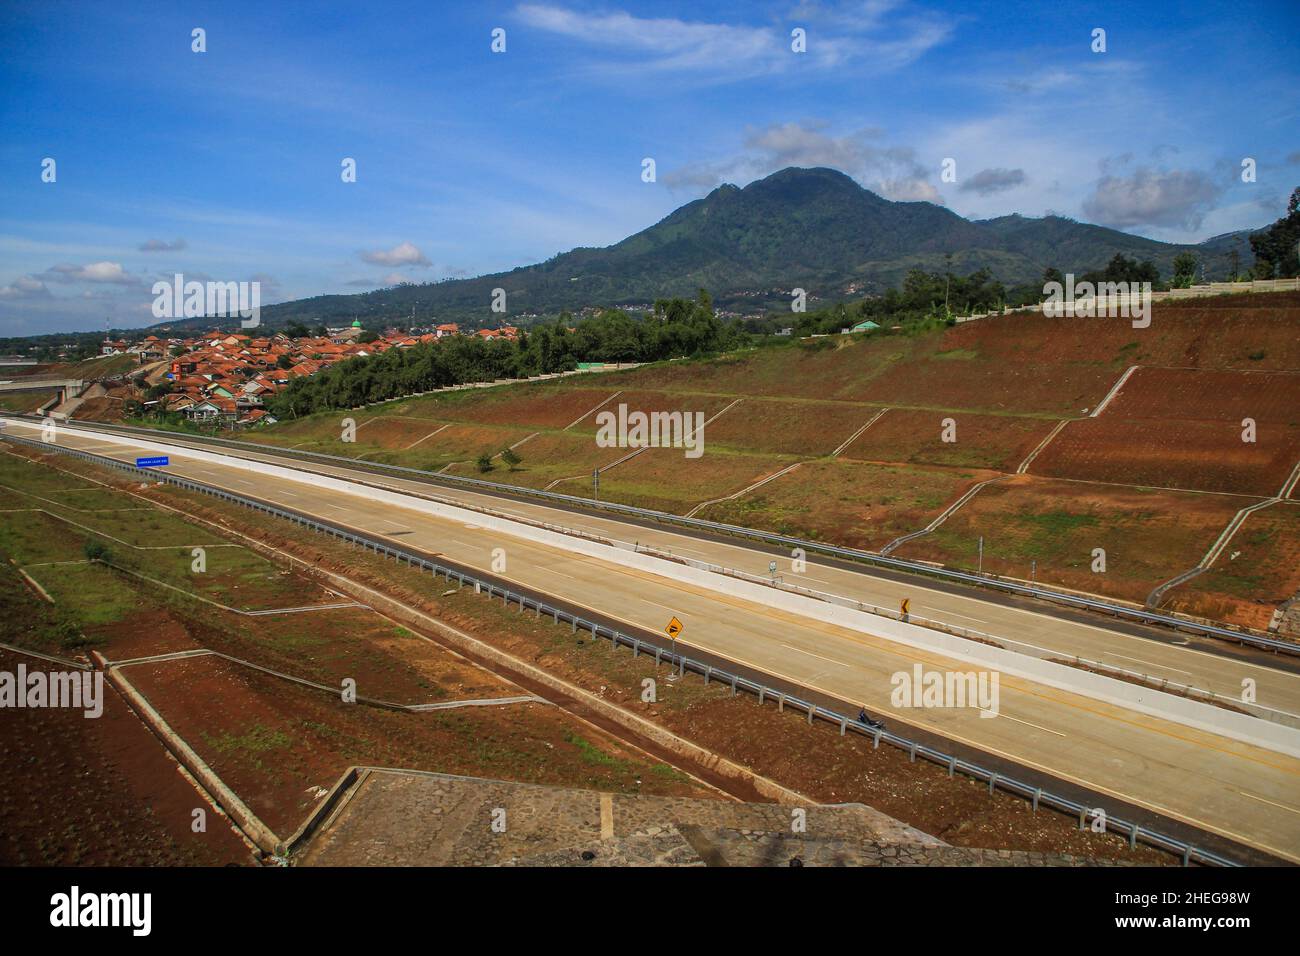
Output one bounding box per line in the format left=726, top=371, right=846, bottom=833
left=83, top=541, right=111, bottom=562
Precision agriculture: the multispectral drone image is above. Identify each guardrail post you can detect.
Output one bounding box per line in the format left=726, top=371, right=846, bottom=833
left=1129, top=825, right=1138, bottom=850
left=988, top=774, right=997, bottom=794
left=1032, top=789, right=1040, bottom=811
left=947, top=757, right=955, bottom=778
left=1182, top=847, right=1191, bottom=867
left=703, top=667, right=711, bottom=685
left=730, top=675, right=737, bottom=696
left=807, top=705, right=814, bottom=725
left=758, top=687, right=765, bottom=705
left=571, top=618, right=576, bottom=633
left=474, top=580, right=480, bottom=594
left=839, top=718, right=846, bottom=736
left=872, top=729, right=881, bottom=750
left=777, top=693, right=784, bottom=712
left=1078, top=809, right=1087, bottom=830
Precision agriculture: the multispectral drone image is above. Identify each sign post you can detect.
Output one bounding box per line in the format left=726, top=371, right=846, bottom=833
left=664, top=616, right=684, bottom=678
left=592, top=469, right=600, bottom=501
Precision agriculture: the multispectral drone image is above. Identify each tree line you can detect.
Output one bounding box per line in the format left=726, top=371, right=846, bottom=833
left=267, top=291, right=746, bottom=418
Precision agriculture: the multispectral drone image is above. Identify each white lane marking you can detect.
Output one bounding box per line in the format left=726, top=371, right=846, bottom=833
left=1235, top=790, right=1300, bottom=815
left=997, top=713, right=1067, bottom=737
left=535, top=567, right=578, bottom=581
left=780, top=643, right=852, bottom=668
left=635, top=597, right=681, bottom=615
left=920, top=607, right=987, bottom=625
left=1103, top=652, right=1194, bottom=676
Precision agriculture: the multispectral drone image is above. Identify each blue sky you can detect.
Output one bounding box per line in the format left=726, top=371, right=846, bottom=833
left=1, top=0, right=1297, bottom=336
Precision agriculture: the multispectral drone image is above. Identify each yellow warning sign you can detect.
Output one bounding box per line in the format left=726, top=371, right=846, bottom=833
left=900, top=598, right=911, bottom=616
left=664, top=616, right=684, bottom=638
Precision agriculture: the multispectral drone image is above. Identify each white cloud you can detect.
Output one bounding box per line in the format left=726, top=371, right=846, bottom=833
left=138, top=238, right=187, bottom=252
left=663, top=120, right=941, bottom=202
left=514, top=1, right=951, bottom=80
left=515, top=4, right=776, bottom=75
left=359, top=242, right=431, bottom=267
left=0, top=275, right=51, bottom=299
left=1082, top=166, right=1225, bottom=231
left=44, top=261, right=141, bottom=285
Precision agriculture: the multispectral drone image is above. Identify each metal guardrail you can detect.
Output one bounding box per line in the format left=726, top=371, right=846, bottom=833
left=3, top=431, right=1243, bottom=867
left=23, top=415, right=1299, bottom=658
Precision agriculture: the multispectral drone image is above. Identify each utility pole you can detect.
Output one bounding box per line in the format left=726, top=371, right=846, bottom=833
left=944, top=252, right=953, bottom=315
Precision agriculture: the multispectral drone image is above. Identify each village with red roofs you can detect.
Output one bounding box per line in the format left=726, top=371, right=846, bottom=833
left=89, top=320, right=520, bottom=426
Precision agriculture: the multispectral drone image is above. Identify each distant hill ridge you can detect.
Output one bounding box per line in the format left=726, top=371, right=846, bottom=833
left=173, top=166, right=1257, bottom=331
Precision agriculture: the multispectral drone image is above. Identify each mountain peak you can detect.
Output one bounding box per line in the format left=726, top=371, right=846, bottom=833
left=237, top=165, right=1253, bottom=330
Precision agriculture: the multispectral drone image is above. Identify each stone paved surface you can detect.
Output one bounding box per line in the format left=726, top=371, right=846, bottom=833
left=295, top=768, right=1127, bottom=867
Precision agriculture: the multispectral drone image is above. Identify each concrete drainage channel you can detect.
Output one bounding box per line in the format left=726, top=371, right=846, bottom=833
left=2, top=433, right=1247, bottom=868
left=31, top=416, right=1299, bottom=658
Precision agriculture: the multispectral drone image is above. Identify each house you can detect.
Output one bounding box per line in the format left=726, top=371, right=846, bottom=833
left=435, top=323, right=459, bottom=338
left=181, top=400, right=223, bottom=422
left=236, top=408, right=276, bottom=427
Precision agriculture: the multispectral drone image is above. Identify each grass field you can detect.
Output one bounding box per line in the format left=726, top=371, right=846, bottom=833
left=839, top=408, right=1060, bottom=471
left=110, top=290, right=1300, bottom=630
left=1103, top=367, right=1300, bottom=425
left=700, top=458, right=993, bottom=550
left=1030, top=418, right=1300, bottom=497
left=1163, top=501, right=1300, bottom=630
left=586, top=447, right=797, bottom=515
left=0, top=444, right=714, bottom=847
left=702, top=397, right=882, bottom=456
left=894, top=475, right=1250, bottom=604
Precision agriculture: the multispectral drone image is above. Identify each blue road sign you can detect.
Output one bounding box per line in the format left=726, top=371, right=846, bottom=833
left=135, top=456, right=169, bottom=468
